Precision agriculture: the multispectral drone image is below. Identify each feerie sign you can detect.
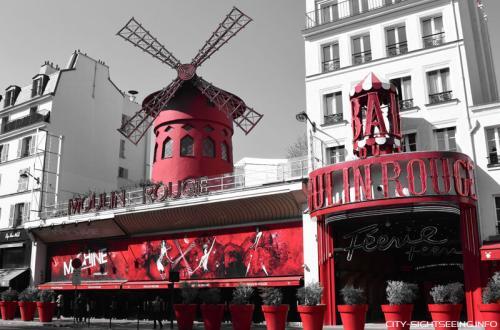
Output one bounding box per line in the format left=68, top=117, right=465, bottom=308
left=308, top=152, right=476, bottom=216
left=67, top=177, right=209, bottom=215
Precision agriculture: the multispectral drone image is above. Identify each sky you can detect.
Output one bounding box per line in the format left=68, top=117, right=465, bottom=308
left=0, top=1, right=499, bottom=162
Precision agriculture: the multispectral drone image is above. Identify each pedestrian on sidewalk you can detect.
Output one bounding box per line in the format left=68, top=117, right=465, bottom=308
left=152, top=296, right=164, bottom=329
left=56, top=294, right=64, bottom=319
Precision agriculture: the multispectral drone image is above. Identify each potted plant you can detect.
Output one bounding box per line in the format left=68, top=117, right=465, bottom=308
left=0, top=288, right=19, bottom=320
left=296, top=282, right=325, bottom=330
left=18, top=287, right=39, bottom=321
left=174, top=282, right=198, bottom=330
left=200, top=288, right=225, bottom=330
left=229, top=285, right=254, bottom=330
left=428, top=282, right=464, bottom=330
left=260, top=287, right=289, bottom=330
left=337, top=285, right=368, bottom=330
left=37, top=290, right=56, bottom=322
left=381, top=281, right=418, bottom=330
left=479, top=272, right=500, bottom=330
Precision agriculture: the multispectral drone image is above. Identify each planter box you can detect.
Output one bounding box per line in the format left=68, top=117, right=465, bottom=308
left=19, top=301, right=36, bottom=321
left=174, top=304, right=197, bottom=330
left=298, top=305, right=326, bottom=330
left=200, top=304, right=225, bottom=330
left=229, top=304, right=254, bottom=330
left=381, top=304, right=413, bottom=330
left=262, top=305, right=289, bottom=330
left=338, top=304, right=368, bottom=330
left=428, top=304, right=462, bottom=330
left=36, top=302, right=56, bottom=322
left=479, top=303, right=500, bottom=330
left=0, top=301, right=17, bottom=320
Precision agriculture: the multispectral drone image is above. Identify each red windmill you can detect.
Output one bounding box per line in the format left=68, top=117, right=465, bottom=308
left=117, top=7, right=263, bottom=183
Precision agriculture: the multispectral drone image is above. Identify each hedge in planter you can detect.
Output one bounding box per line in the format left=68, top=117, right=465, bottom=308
left=229, top=285, right=254, bottom=330
left=37, top=290, right=56, bottom=322
left=428, top=282, right=463, bottom=330
left=260, top=287, right=289, bottom=330
left=381, top=281, right=418, bottom=330
left=174, top=282, right=198, bottom=330
left=296, top=282, right=325, bottom=330
left=200, top=288, right=225, bottom=330
left=480, top=272, right=500, bottom=330
left=18, top=287, right=39, bottom=321
left=0, top=288, right=19, bottom=320
left=338, top=285, right=368, bottom=330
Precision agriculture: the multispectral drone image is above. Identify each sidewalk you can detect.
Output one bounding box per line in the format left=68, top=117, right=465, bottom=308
left=0, top=318, right=487, bottom=330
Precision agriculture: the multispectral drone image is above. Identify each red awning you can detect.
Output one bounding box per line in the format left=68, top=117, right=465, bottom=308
left=174, top=276, right=303, bottom=288
left=38, top=281, right=125, bottom=290
left=480, top=243, right=500, bottom=261
left=122, top=281, right=172, bottom=290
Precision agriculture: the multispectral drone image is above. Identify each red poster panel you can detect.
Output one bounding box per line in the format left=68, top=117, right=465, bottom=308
left=49, top=224, right=303, bottom=282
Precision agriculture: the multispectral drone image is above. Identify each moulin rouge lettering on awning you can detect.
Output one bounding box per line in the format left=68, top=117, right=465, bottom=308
left=67, top=177, right=208, bottom=215
left=308, top=152, right=477, bottom=216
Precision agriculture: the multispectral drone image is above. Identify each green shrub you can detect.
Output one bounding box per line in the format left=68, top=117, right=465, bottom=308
left=1, top=289, right=19, bottom=302
left=386, top=281, right=418, bottom=305
left=297, top=282, right=323, bottom=306
left=199, top=288, right=221, bottom=304
left=180, top=282, right=198, bottom=304
left=18, top=287, right=39, bottom=302
left=340, top=285, right=365, bottom=305
left=232, top=285, right=254, bottom=305
left=430, top=283, right=464, bottom=304
left=259, top=287, right=283, bottom=306
left=483, top=272, right=500, bottom=304
left=38, top=290, right=55, bottom=303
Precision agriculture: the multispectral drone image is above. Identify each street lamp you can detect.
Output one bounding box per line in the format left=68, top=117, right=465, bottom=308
left=20, top=170, right=40, bottom=185
left=295, top=111, right=317, bottom=132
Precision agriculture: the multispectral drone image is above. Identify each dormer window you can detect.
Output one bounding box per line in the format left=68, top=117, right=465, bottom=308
left=32, top=74, right=49, bottom=97
left=4, top=86, right=21, bottom=107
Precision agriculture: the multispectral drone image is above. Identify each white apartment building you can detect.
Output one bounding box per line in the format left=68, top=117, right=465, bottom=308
left=0, top=51, right=148, bottom=286
left=303, top=0, right=500, bottom=242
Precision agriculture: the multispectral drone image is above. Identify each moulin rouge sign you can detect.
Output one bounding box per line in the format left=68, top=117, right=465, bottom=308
left=67, top=177, right=209, bottom=215
left=308, top=152, right=477, bottom=216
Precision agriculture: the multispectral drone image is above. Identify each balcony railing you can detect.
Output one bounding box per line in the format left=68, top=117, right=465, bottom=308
left=324, top=113, right=344, bottom=125
left=387, top=42, right=408, bottom=57
left=487, top=154, right=499, bottom=167
left=428, top=91, right=453, bottom=104
left=423, top=32, right=445, bottom=48
left=322, top=59, right=341, bottom=73
left=399, top=99, right=414, bottom=111
left=352, top=51, right=372, bottom=65
left=2, top=112, right=50, bottom=134
left=305, top=0, right=407, bottom=29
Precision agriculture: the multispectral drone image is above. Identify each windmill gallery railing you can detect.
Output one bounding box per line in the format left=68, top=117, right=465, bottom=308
left=305, top=0, right=407, bottom=29
left=37, top=157, right=309, bottom=220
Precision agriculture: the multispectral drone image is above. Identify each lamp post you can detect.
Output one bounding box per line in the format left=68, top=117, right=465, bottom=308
left=295, top=111, right=339, bottom=170
left=20, top=170, right=40, bottom=185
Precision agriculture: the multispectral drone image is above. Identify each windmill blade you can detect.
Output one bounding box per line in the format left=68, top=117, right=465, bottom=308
left=190, top=7, right=252, bottom=68
left=117, top=17, right=181, bottom=70
left=119, top=78, right=184, bottom=144
left=194, top=77, right=263, bottom=135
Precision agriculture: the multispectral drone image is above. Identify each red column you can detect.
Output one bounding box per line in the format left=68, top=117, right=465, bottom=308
left=317, top=218, right=337, bottom=325
left=460, top=203, right=482, bottom=322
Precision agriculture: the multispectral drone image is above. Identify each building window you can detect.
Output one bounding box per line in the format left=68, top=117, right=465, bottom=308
left=18, top=169, right=29, bottom=192
left=486, top=127, right=500, bottom=166
left=386, top=25, right=407, bottom=56
left=119, top=140, right=126, bottom=159
left=496, top=197, right=500, bottom=233
left=118, top=167, right=128, bottom=179
left=323, top=92, right=343, bottom=125
left=427, top=68, right=452, bottom=104
left=317, top=0, right=340, bottom=25
left=422, top=15, right=444, bottom=48
left=390, top=76, right=413, bottom=110
left=180, top=135, right=194, bottom=157
left=202, top=137, right=215, bottom=158
left=162, top=137, right=173, bottom=159
left=352, top=34, right=371, bottom=65
left=322, top=42, right=340, bottom=72
left=18, top=136, right=34, bottom=158
left=435, top=127, right=457, bottom=151
left=9, top=203, right=29, bottom=228
left=401, top=132, right=417, bottom=152
left=221, top=142, right=229, bottom=161
left=4, top=87, right=20, bottom=107
left=31, top=75, right=48, bottom=97
left=0, top=144, right=8, bottom=163
left=326, top=145, right=345, bottom=164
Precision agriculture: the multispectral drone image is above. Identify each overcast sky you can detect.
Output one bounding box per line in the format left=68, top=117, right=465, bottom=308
left=0, top=1, right=498, bottom=162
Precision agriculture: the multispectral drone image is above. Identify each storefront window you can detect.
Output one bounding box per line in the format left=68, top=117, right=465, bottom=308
left=2, top=247, right=26, bottom=268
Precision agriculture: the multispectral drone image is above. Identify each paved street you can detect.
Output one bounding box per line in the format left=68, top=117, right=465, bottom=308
left=0, top=319, right=487, bottom=330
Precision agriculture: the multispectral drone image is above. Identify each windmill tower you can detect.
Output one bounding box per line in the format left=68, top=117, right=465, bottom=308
left=117, top=7, right=263, bottom=183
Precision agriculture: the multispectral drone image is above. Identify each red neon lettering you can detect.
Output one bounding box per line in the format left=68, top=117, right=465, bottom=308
left=429, top=158, right=451, bottom=194
left=353, top=165, right=372, bottom=202
left=364, top=93, right=388, bottom=136
left=453, top=160, right=470, bottom=197
left=381, top=161, right=404, bottom=198
left=407, top=159, right=427, bottom=195
left=351, top=98, right=363, bottom=141
left=343, top=167, right=351, bottom=203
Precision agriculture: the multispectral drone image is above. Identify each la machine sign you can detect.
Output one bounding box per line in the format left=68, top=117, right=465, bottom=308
left=308, top=151, right=476, bottom=216
left=67, top=177, right=209, bottom=216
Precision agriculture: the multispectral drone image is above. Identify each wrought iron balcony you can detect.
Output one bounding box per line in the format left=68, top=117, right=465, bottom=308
left=423, top=32, right=445, bottom=48
left=387, top=42, right=408, bottom=57
left=428, top=91, right=453, bottom=104
left=2, top=112, right=50, bottom=134
left=399, top=99, right=414, bottom=111
left=324, top=113, right=344, bottom=125
left=322, top=59, right=341, bottom=73
left=305, top=0, right=407, bottom=30
left=352, top=51, right=372, bottom=65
